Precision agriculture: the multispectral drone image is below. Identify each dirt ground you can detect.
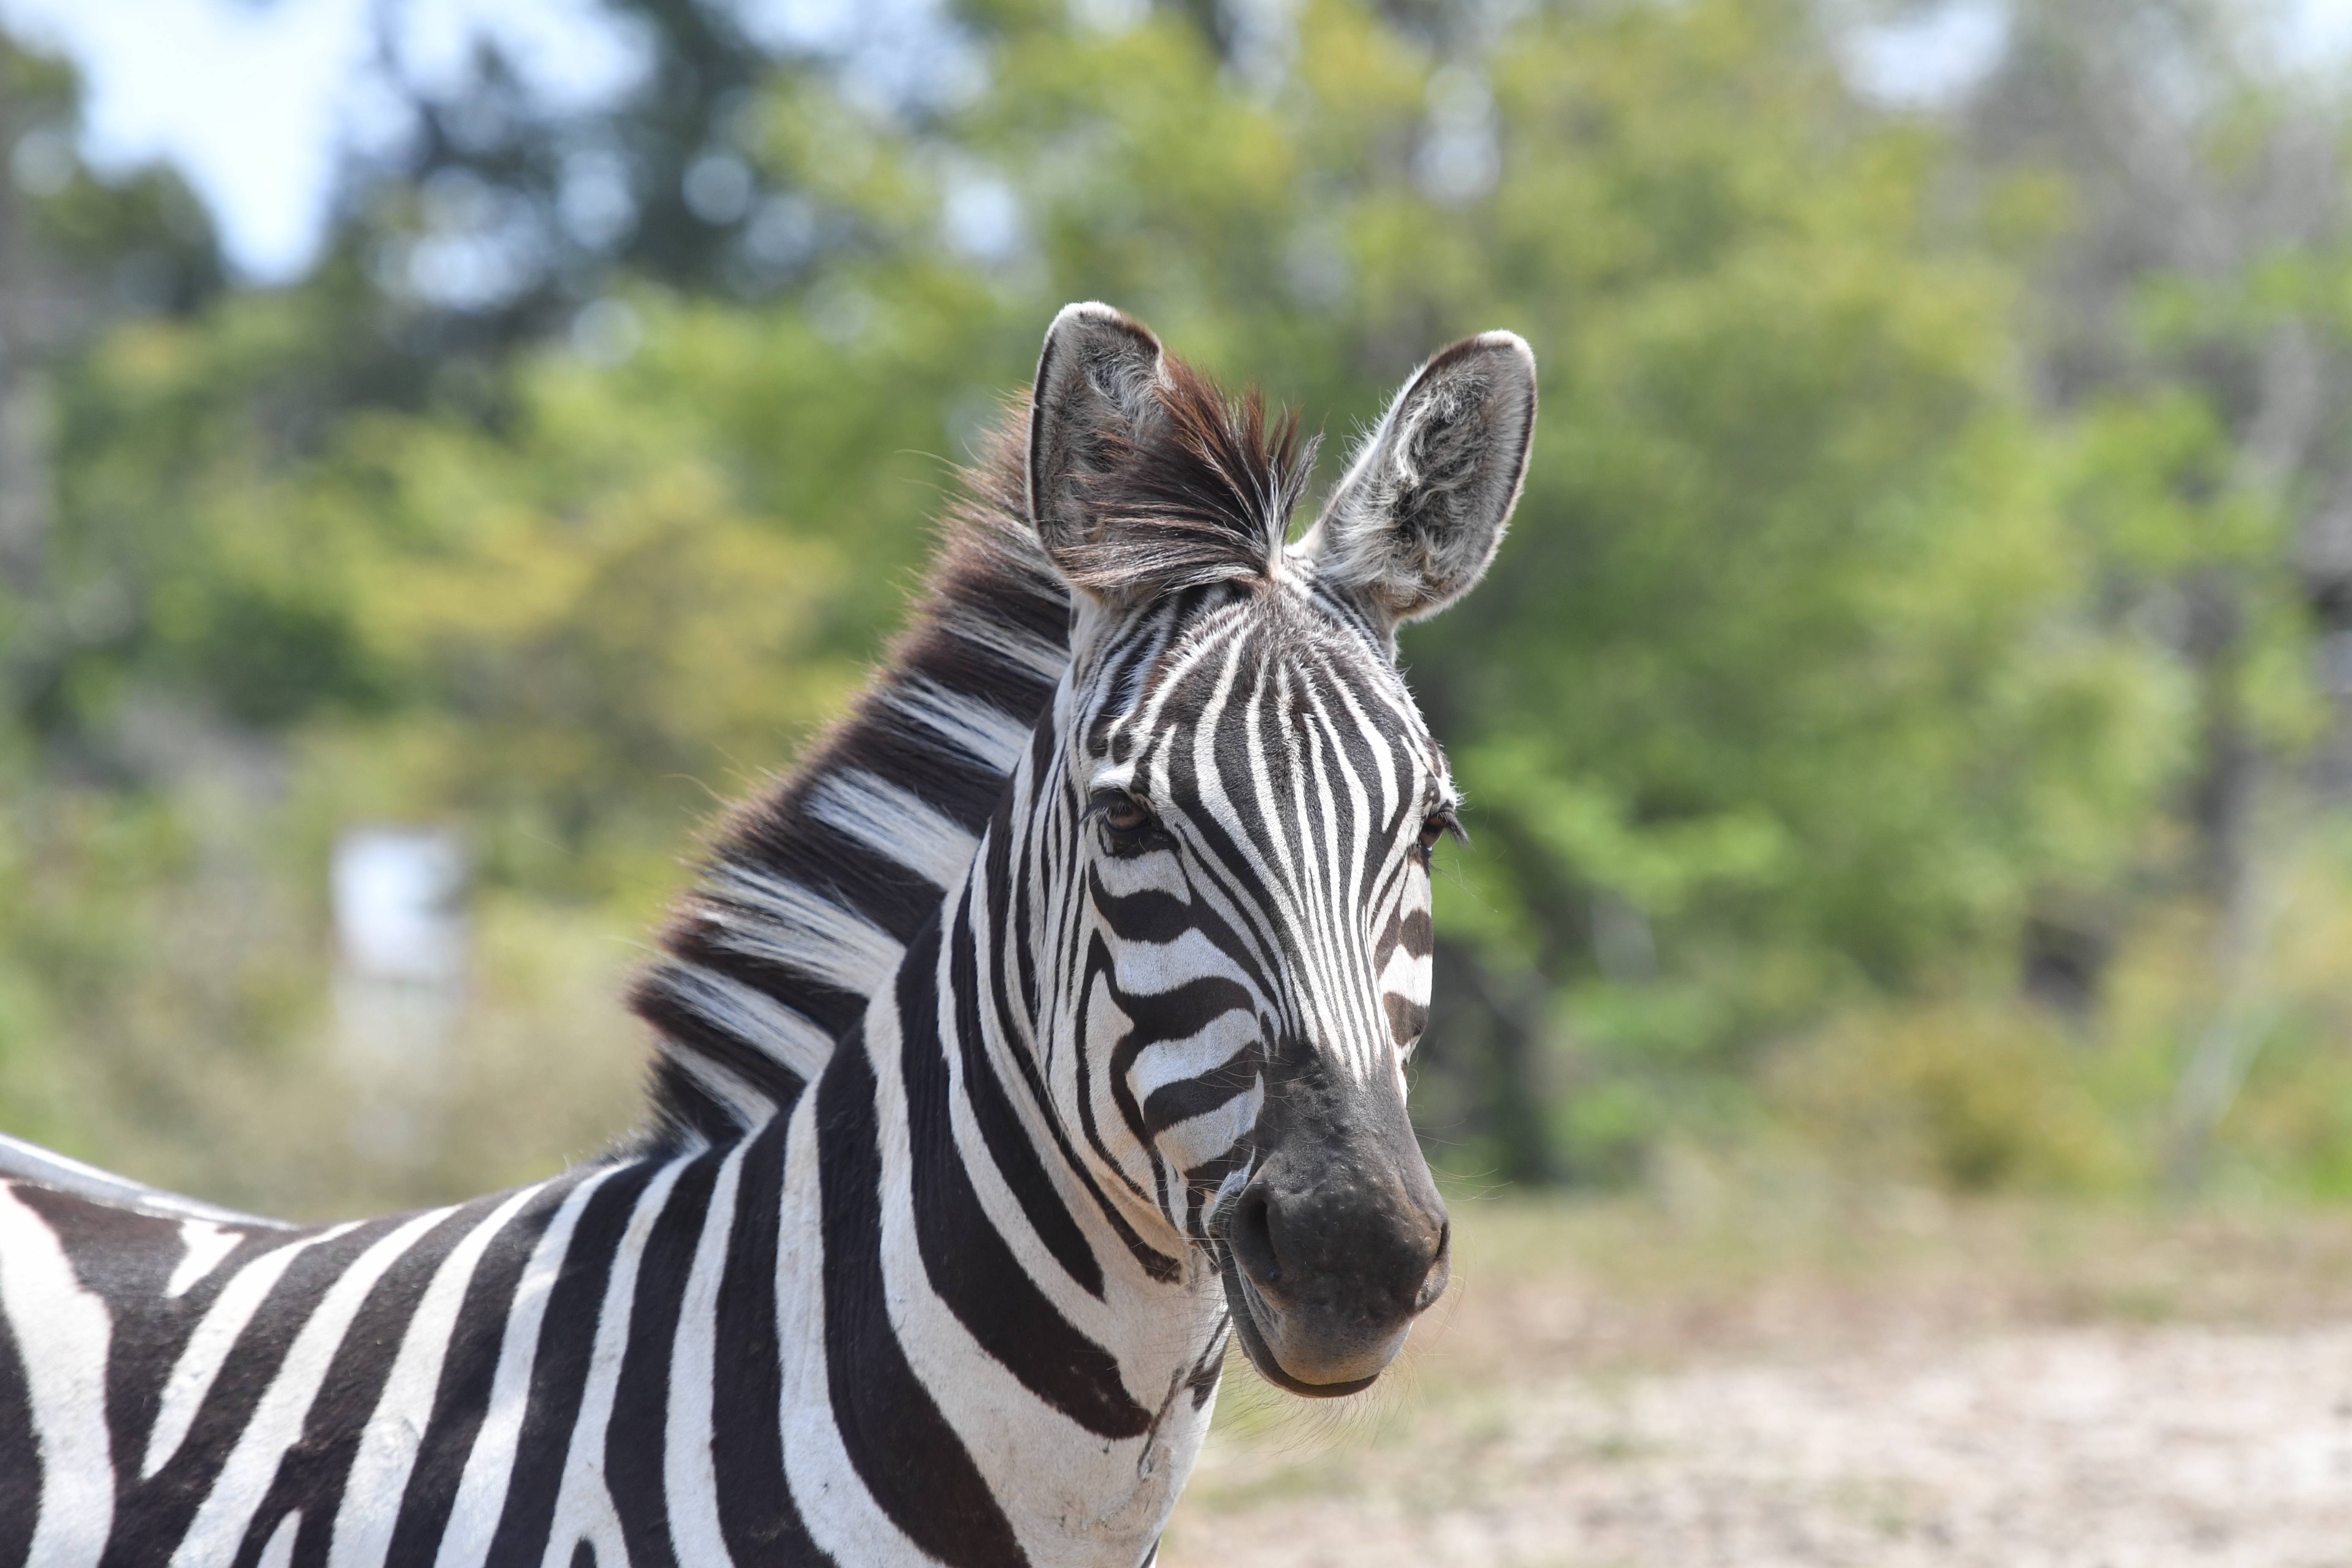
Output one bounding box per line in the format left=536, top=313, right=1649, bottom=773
left=1161, top=1194, right=2352, bottom=1568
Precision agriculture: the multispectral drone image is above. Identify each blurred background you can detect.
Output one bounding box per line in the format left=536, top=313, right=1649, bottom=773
left=7, top=0, right=2352, bottom=1219
left=18, top=0, right=2352, bottom=1555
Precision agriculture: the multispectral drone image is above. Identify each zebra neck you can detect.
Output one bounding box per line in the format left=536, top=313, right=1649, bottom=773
left=778, top=841, right=1225, bottom=1562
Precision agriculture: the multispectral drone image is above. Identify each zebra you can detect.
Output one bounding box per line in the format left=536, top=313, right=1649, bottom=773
left=0, top=301, right=1538, bottom=1567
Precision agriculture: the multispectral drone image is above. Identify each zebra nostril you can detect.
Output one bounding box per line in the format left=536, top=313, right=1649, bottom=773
left=1413, top=1220, right=1451, bottom=1315
left=1230, top=1188, right=1282, bottom=1289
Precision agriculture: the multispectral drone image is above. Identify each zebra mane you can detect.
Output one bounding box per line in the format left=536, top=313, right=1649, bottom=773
left=1045, top=354, right=1318, bottom=603
left=630, top=353, right=1313, bottom=1149
left=629, top=416, right=1072, bottom=1147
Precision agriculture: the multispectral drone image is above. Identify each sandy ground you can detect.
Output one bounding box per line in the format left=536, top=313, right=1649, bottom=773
left=1160, top=1199, right=2352, bottom=1568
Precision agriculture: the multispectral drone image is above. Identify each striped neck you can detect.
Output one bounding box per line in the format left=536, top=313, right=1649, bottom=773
left=770, top=670, right=1230, bottom=1564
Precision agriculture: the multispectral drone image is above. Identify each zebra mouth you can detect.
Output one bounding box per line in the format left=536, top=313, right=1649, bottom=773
left=1214, top=1243, right=1386, bottom=1400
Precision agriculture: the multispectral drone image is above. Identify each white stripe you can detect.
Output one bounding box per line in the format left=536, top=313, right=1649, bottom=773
left=664, top=1140, right=750, bottom=1566
left=810, top=770, right=980, bottom=888
left=885, top=678, right=1032, bottom=770
left=0, top=1183, right=115, bottom=1568
left=1127, top=1011, right=1256, bottom=1105
left=1157, top=1078, right=1265, bottom=1180
left=539, top=1156, right=693, bottom=1568
left=144, top=1222, right=362, bottom=1479
left=327, top=1182, right=548, bottom=1568
left=659, top=1043, right=780, bottom=1128
left=172, top=1206, right=457, bottom=1568
left=433, top=1165, right=619, bottom=1568
left=705, top=864, right=905, bottom=994
left=1379, top=942, right=1429, bottom=1010
left=773, top=1067, right=935, bottom=1568
left=165, top=1220, right=247, bottom=1299
left=658, top=962, right=836, bottom=1083
left=937, top=601, right=1067, bottom=682
left=255, top=1511, right=300, bottom=1568
left=0, top=1132, right=285, bottom=1229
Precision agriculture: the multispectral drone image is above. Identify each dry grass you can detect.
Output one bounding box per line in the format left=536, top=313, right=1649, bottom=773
left=1166, top=1190, right=2352, bottom=1567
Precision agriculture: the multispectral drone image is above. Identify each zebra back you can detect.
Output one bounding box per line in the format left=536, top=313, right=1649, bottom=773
left=629, top=423, right=1074, bottom=1146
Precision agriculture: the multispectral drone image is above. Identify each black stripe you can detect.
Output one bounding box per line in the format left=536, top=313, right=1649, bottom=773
left=903, top=912, right=1149, bottom=1438
left=8, top=1185, right=188, bottom=1494
left=662, top=933, right=871, bottom=1042
left=110, top=1218, right=400, bottom=1563
left=268, top=1203, right=488, bottom=1564
left=1087, top=876, right=1193, bottom=946
left=1142, top=1059, right=1255, bottom=1136
left=1371, top=904, right=1402, bottom=975
left=1181, top=1141, right=1252, bottom=1239
left=1002, top=754, right=1043, bottom=1032
left=226, top=1512, right=287, bottom=1568
left=1385, top=992, right=1429, bottom=1048
left=723, top=802, right=947, bottom=938
left=712, top=1118, right=831, bottom=1565
left=1186, top=1322, right=1229, bottom=1410
left=606, top=1150, right=724, bottom=1568
left=1399, top=905, right=1432, bottom=957
left=817, top=1026, right=1026, bottom=1568
left=382, top=1174, right=577, bottom=1563
left=0, top=1258, right=38, bottom=1568
left=953, top=879, right=1104, bottom=1299
left=635, top=982, right=811, bottom=1110
left=482, top=1162, right=661, bottom=1565
left=833, top=725, right=1008, bottom=840
left=645, top=1052, right=760, bottom=1146
left=1102, top=970, right=1255, bottom=1147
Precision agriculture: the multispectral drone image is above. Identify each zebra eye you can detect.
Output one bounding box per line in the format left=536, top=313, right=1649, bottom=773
left=1091, top=789, right=1160, bottom=850
left=1417, top=809, right=1462, bottom=858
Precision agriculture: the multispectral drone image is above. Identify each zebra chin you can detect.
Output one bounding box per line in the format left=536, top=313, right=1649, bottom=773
left=1215, top=1242, right=1417, bottom=1396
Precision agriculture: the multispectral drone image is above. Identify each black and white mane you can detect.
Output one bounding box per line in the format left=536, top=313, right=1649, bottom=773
left=630, top=425, right=1072, bottom=1147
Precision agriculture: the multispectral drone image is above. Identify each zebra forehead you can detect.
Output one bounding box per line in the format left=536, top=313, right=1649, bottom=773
left=1116, top=585, right=1412, bottom=717
left=1101, top=598, right=1446, bottom=806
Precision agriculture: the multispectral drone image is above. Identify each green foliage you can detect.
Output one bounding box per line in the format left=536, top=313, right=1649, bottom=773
left=1771, top=1000, right=2136, bottom=1193
left=6, top=0, right=2350, bottom=1210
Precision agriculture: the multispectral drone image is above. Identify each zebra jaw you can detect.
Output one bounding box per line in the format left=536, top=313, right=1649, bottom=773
left=1216, top=1245, right=1391, bottom=1398
left=1206, top=1148, right=1453, bottom=1396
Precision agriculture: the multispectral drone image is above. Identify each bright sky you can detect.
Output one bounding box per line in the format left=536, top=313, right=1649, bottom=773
left=7, top=0, right=2352, bottom=284
left=0, top=0, right=651, bottom=278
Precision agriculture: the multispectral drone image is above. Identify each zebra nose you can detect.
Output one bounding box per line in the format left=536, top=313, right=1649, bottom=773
left=1229, top=1187, right=1285, bottom=1288
left=1415, top=1219, right=1453, bottom=1313
left=1230, top=1170, right=1449, bottom=1323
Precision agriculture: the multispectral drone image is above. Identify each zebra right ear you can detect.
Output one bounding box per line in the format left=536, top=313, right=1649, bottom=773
left=1297, top=331, right=1537, bottom=629
left=1026, top=302, right=1168, bottom=590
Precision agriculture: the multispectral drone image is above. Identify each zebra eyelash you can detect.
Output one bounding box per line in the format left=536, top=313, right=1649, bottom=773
left=1083, top=788, right=1171, bottom=855
left=1416, top=806, right=1467, bottom=860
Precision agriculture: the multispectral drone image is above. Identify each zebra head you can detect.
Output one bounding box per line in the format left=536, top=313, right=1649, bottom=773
left=1022, top=304, right=1536, bottom=1396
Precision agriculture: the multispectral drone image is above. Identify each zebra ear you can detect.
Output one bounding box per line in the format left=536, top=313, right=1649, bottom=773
left=1298, top=331, right=1536, bottom=627
left=1026, top=302, right=1167, bottom=588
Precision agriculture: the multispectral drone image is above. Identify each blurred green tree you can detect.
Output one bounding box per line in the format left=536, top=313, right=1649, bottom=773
left=0, top=0, right=2266, bottom=1205
left=1962, top=0, right=2352, bottom=1191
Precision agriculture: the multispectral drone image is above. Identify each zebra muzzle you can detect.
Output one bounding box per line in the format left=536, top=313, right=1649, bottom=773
left=1217, top=1154, right=1451, bottom=1397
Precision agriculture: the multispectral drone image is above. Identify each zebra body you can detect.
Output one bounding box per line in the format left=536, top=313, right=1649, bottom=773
left=0, top=304, right=1537, bottom=1566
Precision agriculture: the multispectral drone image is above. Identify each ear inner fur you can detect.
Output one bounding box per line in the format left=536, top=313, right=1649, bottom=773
left=1028, top=304, right=1318, bottom=607
left=1300, top=330, right=1538, bottom=626
left=1026, top=302, right=1167, bottom=565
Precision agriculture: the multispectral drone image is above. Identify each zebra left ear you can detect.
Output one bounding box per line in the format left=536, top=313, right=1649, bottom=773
left=1297, top=331, right=1536, bottom=628
left=1026, top=301, right=1168, bottom=589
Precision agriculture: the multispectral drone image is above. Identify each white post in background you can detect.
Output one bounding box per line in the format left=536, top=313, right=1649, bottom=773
left=331, top=827, right=467, bottom=1166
